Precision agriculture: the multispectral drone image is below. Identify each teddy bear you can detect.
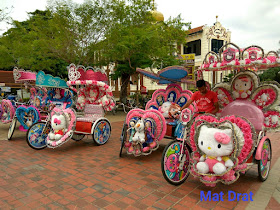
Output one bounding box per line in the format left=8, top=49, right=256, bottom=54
left=48, top=113, right=68, bottom=140
left=196, top=125, right=234, bottom=175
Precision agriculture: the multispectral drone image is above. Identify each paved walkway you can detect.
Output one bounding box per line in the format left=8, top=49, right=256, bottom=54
left=0, top=112, right=279, bottom=209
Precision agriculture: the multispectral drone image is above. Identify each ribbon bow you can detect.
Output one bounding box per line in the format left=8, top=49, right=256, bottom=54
left=54, top=118, right=61, bottom=124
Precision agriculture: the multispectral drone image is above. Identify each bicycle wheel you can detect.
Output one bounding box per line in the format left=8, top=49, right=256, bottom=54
left=257, top=138, right=272, bottom=182
left=119, top=123, right=128, bottom=157
left=7, top=117, right=17, bottom=140
left=161, top=140, right=191, bottom=185
left=26, top=122, right=50, bottom=150
left=92, top=119, right=111, bottom=145
left=72, top=133, right=85, bottom=141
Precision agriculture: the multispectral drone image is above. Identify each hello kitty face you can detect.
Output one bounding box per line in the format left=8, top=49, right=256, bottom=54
left=233, top=76, right=252, bottom=92
left=135, top=119, right=145, bottom=132
left=198, top=125, right=233, bottom=157
left=51, top=114, right=67, bottom=131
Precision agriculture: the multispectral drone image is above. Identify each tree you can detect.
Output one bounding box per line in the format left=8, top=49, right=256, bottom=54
left=259, top=67, right=280, bottom=83
left=102, top=0, right=190, bottom=103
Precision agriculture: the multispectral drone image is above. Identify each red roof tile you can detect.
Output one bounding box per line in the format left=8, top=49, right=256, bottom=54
left=187, top=26, right=204, bottom=35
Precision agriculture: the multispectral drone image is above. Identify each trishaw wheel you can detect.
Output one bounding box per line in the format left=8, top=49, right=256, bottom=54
left=26, top=122, right=50, bottom=150
left=119, top=123, right=128, bottom=157
left=7, top=117, right=17, bottom=140
left=92, top=119, right=111, bottom=146
left=72, top=133, right=85, bottom=141
left=257, top=138, right=272, bottom=182
left=161, top=140, right=191, bottom=185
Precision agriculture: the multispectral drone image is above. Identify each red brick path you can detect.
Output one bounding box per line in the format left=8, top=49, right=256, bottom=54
left=0, top=121, right=279, bottom=209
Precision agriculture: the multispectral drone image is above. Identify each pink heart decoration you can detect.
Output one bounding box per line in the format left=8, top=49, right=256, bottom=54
left=126, top=108, right=167, bottom=142
left=190, top=114, right=255, bottom=164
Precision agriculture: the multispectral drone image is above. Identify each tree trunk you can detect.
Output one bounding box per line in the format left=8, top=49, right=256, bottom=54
left=120, top=73, right=130, bottom=104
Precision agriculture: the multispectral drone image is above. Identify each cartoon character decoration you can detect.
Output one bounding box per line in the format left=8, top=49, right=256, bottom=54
left=213, top=70, right=280, bottom=130
left=190, top=114, right=257, bottom=187
left=168, top=103, right=181, bottom=119
left=53, top=88, right=62, bottom=99
left=159, top=102, right=171, bottom=118
left=48, top=113, right=68, bottom=140
left=196, top=125, right=234, bottom=174
left=232, top=75, right=253, bottom=99
left=142, top=121, right=156, bottom=152
left=47, top=107, right=76, bottom=148
left=124, top=109, right=166, bottom=156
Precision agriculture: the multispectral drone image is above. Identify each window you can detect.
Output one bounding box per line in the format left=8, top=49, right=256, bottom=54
left=183, top=40, right=201, bottom=55
left=211, top=39, right=223, bottom=53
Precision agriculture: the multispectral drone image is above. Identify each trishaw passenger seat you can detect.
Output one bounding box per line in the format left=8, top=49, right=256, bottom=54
left=76, top=104, right=104, bottom=122
left=220, top=100, right=264, bottom=131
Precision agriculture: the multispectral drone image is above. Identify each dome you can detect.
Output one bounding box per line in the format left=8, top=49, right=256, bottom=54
left=150, top=10, right=164, bottom=22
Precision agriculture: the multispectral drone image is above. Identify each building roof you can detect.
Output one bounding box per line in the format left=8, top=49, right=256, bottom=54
left=0, top=70, right=30, bottom=88
left=187, top=26, right=204, bottom=35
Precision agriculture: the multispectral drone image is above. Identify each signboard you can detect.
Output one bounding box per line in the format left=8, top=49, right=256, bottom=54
left=1, top=87, right=11, bottom=92
left=181, top=53, right=195, bottom=66
left=0, top=83, right=5, bottom=86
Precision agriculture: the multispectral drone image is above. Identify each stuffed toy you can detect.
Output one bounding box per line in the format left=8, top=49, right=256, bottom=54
left=48, top=113, right=68, bottom=140
left=196, top=125, right=234, bottom=175
left=168, top=103, right=181, bottom=119
left=132, top=119, right=145, bottom=143
left=232, top=76, right=252, bottom=99
left=142, top=121, right=156, bottom=152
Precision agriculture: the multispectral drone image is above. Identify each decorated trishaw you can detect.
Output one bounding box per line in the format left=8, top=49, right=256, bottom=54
left=26, top=64, right=115, bottom=150
left=119, top=66, right=196, bottom=157
left=6, top=68, right=41, bottom=140
left=161, top=43, right=280, bottom=187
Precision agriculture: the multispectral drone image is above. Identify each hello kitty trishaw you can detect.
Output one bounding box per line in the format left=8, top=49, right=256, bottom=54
left=7, top=68, right=43, bottom=140
left=26, top=71, right=74, bottom=149
left=162, top=43, right=280, bottom=187
left=26, top=64, right=115, bottom=149
left=119, top=66, right=196, bottom=157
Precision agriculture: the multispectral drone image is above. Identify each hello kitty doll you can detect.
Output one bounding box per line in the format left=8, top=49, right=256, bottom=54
left=48, top=114, right=67, bottom=140
left=232, top=76, right=252, bottom=99
left=196, top=125, right=234, bottom=175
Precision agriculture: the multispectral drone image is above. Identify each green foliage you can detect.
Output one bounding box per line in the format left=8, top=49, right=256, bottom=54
left=223, top=73, right=234, bottom=82
left=259, top=67, right=280, bottom=83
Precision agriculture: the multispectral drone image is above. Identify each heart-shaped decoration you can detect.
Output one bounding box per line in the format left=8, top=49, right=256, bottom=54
left=47, top=107, right=76, bottom=148
left=189, top=114, right=257, bottom=186
left=16, top=105, right=40, bottom=130
left=124, top=109, right=167, bottom=156
left=13, top=68, right=21, bottom=81
left=1, top=99, right=15, bottom=124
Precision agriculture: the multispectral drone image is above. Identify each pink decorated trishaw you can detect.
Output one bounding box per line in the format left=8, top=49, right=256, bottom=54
left=5, top=68, right=42, bottom=140
left=26, top=64, right=115, bottom=149
left=119, top=66, right=196, bottom=157
left=161, top=43, right=280, bottom=186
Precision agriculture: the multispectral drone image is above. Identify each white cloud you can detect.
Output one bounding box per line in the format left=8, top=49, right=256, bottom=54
left=0, top=0, right=279, bottom=52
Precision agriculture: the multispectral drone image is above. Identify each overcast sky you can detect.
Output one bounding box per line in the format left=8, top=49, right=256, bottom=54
left=1, top=0, right=279, bottom=52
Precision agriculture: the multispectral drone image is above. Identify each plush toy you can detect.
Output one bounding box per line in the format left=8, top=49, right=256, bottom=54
left=48, top=114, right=68, bottom=140
left=168, top=103, right=181, bottom=119
left=54, top=89, right=62, bottom=99
left=127, top=121, right=136, bottom=152
left=142, top=121, right=156, bottom=152
left=232, top=76, right=252, bottom=99
left=196, top=125, right=234, bottom=175
left=132, top=119, right=145, bottom=143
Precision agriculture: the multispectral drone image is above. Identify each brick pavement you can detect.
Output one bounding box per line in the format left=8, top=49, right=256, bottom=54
left=0, top=114, right=279, bottom=209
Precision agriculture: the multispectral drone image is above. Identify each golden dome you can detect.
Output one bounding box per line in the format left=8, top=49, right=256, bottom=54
left=150, top=10, right=164, bottom=22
